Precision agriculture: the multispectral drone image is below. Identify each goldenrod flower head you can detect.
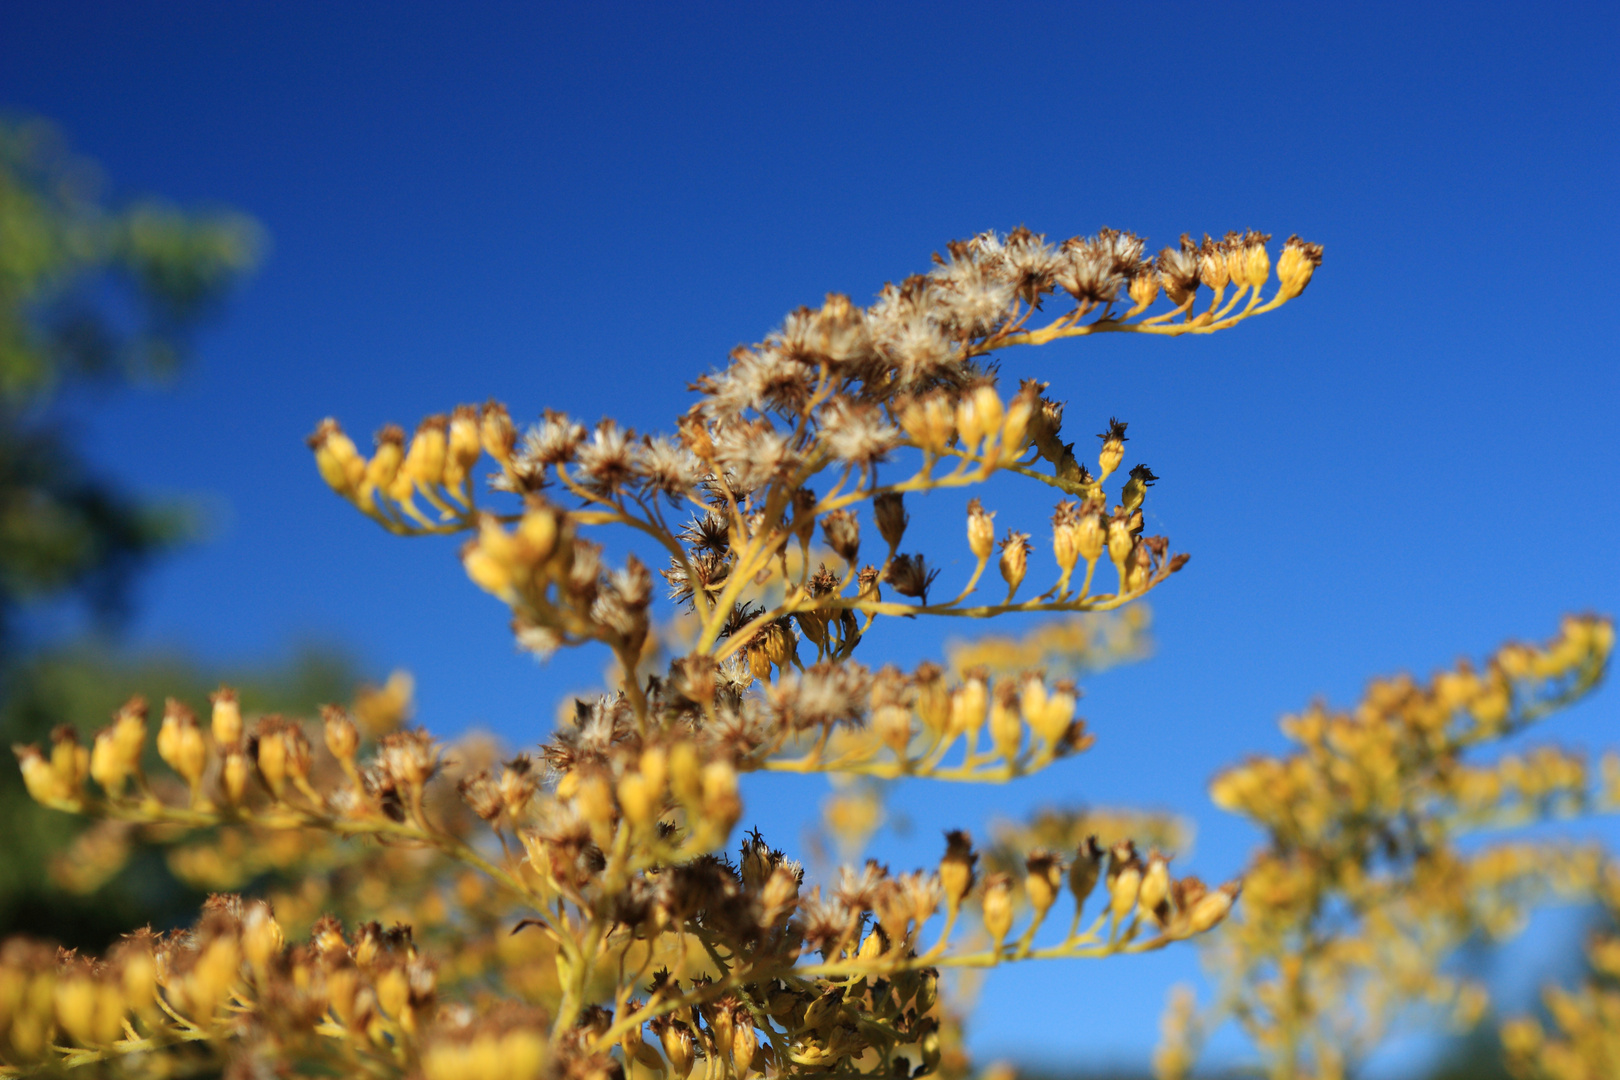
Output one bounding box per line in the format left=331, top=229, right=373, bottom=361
left=1139, top=850, right=1172, bottom=924
left=999, top=530, right=1031, bottom=596
left=1276, top=235, right=1324, bottom=300
left=966, top=499, right=996, bottom=561
left=1128, top=266, right=1161, bottom=310
left=1121, top=464, right=1158, bottom=516
left=1157, top=238, right=1201, bottom=306
left=949, top=674, right=989, bottom=739
left=209, top=687, right=242, bottom=746
left=982, top=872, right=1015, bottom=948
left=322, top=705, right=360, bottom=763
left=158, top=698, right=208, bottom=787
left=1002, top=381, right=1040, bottom=455
left=989, top=681, right=1024, bottom=761
left=1025, top=850, right=1064, bottom=919
left=307, top=418, right=366, bottom=497
left=403, top=415, right=450, bottom=490
left=478, top=399, right=517, bottom=465
left=1096, top=417, right=1128, bottom=482
left=941, top=829, right=978, bottom=912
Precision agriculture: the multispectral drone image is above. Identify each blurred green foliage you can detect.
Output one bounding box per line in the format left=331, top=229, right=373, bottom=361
left=0, top=116, right=358, bottom=947
left=0, top=117, right=261, bottom=644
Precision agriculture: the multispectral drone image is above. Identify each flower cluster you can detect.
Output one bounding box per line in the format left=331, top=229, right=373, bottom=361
left=5, top=221, right=1335, bottom=1080
left=1155, top=616, right=1616, bottom=1080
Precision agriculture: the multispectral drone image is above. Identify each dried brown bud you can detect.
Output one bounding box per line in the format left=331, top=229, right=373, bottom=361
left=1070, top=835, right=1105, bottom=918
left=873, top=492, right=908, bottom=551
left=821, top=509, right=860, bottom=564
left=884, top=553, right=938, bottom=604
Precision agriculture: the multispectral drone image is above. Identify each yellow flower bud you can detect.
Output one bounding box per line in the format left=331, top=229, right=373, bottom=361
left=54, top=975, right=99, bottom=1045
left=732, top=1010, right=758, bottom=1077
left=442, top=404, right=482, bottom=490
left=898, top=391, right=956, bottom=454
left=402, top=415, right=449, bottom=490
left=1139, top=852, right=1171, bottom=925
left=998, top=531, right=1030, bottom=597
left=366, top=425, right=405, bottom=494
left=944, top=679, right=985, bottom=746
left=111, top=699, right=147, bottom=770
left=1120, top=464, right=1157, bottom=516
left=1025, top=851, right=1063, bottom=921
left=376, top=965, right=409, bottom=1020
left=1001, top=382, right=1039, bottom=455
left=253, top=719, right=289, bottom=799
left=323, top=706, right=360, bottom=763
left=1186, top=882, right=1240, bottom=933
left=618, top=773, right=657, bottom=827
left=308, top=418, right=367, bottom=497
left=989, top=683, right=1023, bottom=762
left=1107, top=513, right=1134, bottom=581
left=982, top=873, right=1014, bottom=949
left=242, top=901, right=284, bottom=969
left=120, top=948, right=158, bottom=1013
left=874, top=704, right=914, bottom=756
left=1275, top=236, right=1323, bottom=299
left=1128, top=267, right=1160, bottom=311
left=659, top=1019, right=695, bottom=1080
left=1031, top=680, right=1077, bottom=746
left=1052, top=503, right=1082, bottom=576
left=210, top=687, right=242, bottom=746
left=701, top=761, right=741, bottom=833
left=912, top=664, right=948, bottom=734
left=966, top=499, right=996, bottom=561
left=971, top=384, right=1005, bottom=445
left=480, top=401, right=517, bottom=465
left=575, top=773, right=617, bottom=831
left=1109, top=859, right=1142, bottom=924
left=221, top=746, right=251, bottom=804
left=1096, top=418, right=1127, bottom=483
left=940, top=830, right=977, bottom=914
left=90, top=727, right=130, bottom=795
left=669, top=742, right=702, bottom=806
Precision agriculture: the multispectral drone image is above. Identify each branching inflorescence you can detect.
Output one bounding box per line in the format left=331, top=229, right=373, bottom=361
left=3, top=225, right=1334, bottom=1080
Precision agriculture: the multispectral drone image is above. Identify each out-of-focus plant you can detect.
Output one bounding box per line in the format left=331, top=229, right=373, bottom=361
left=1153, top=617, right=1614, bottom=1080
left=7, top=224, right=1322, bottom=1078
left=0, top=117, right=260, bottom=638
left=0, top=116, right=268, bottom=947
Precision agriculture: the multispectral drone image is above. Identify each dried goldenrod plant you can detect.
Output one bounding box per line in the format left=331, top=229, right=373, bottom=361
left=36, top=219, right=1610, bottom=1080
left=1153, top=617, right=1616, bottom=1080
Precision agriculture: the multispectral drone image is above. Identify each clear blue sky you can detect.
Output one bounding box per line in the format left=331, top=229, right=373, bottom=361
left=3, top=2, right=1617, bottom=1072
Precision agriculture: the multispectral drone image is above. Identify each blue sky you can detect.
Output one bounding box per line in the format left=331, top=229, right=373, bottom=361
left=3, top=1, right=1617, bottom=1071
